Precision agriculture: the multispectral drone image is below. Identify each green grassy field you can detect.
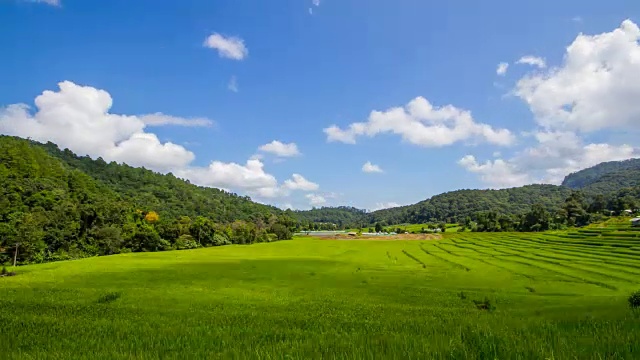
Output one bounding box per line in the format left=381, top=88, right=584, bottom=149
left=2, top=223, right=640, bottom=359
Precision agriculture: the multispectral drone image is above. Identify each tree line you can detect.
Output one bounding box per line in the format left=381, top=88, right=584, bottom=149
left=465, top=189, right=639, bottom=233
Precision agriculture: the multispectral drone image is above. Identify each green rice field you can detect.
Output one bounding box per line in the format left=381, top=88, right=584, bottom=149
left=2, top=222, right=640, bottom=359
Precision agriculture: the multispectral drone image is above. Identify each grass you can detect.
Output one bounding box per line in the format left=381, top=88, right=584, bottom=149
left=1, top=225, right=640, bottom=359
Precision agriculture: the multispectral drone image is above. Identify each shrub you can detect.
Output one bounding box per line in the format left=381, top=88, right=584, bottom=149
left=629, top=290, right=640, bottom=309
left=473, top=298, right=496, bottom=312
left=97, top=292, right=121, bottom=304
left=1, top=265, right=7, bottom=276
left=174, top=235, right=199, bottom=250
left=212, top=234, right=231, bottom=247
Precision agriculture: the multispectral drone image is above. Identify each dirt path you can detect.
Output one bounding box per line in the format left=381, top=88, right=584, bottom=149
left=312, top=233, right=441, bottom=241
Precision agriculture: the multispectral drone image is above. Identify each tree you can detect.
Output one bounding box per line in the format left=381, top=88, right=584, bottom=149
left=374, top=223, right=383, bottom=233
left=520, top=204, right=550, bottom=232
left=563, top=192, right=590, bottom=226
left=270, top=224, right=292, bottom=240
left=5, top=213, right=46, bottom=264
left=144, top=211, right=160, bottom=223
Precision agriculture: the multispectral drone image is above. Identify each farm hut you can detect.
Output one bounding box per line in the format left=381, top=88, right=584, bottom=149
left=631, top=218, right=640, bottom=227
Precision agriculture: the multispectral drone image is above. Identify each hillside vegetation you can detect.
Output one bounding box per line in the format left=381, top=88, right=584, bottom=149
left=562, top=158, right=640, bottom=190
left=296, top=159, right=640, bottom=228
left=0, top=136, right=293, bottom=265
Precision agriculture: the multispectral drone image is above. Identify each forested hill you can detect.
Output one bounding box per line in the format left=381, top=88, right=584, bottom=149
left=368, top=185, right=573, bottom=225
left=0, top=136, right=292, bottom=265
left=292, top=185, right=575, bottom=228
left=297, top=158, right=640, bottom=227
left=34, top=139, right=281, bottom=223
left=562, top=158, right=640, bottom=194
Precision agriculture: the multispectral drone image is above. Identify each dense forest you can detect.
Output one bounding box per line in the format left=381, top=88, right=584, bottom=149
left=0, top=136, right=295, bottom=265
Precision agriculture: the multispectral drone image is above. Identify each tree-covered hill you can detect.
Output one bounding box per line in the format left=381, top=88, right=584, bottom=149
left=301, top=158, right=640, bottom=228
left=34, top=139, right=282, bottom=223
left=0, top=136, right=292, bottom=265
left=368, top=185, right=574, bottom=225
left=562, top=158, right=640, bottom=190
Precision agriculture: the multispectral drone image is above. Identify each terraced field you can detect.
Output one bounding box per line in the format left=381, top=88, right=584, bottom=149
left=1, top=221, right=639, bottom=359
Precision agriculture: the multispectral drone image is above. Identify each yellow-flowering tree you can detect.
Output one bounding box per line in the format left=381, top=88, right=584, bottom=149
left=144, top=211, right=160, bottom=223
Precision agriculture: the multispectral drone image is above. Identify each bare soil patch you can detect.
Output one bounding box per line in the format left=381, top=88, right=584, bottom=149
left=314, top=233, right=441, bottom=241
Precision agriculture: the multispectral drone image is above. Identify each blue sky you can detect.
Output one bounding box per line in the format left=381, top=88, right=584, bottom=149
left=1, top=0, right=640, bottom=210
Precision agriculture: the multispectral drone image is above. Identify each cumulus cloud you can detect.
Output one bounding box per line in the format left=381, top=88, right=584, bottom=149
left=462, top=20, right=640, bottom=188
left=228, top=76, right=239, bottom=93
left=496, top=62, right=509, bottom=75
left=203, top=33, right=248, bottom=60
left=516, top=19, right=640, bottom=133
left=372, top=202, right=401, bottom=211
left=324, top=97, right=514, bottom=147
left=258, top=140, right=301, bottom=157
left=362, top=161, right=383, bottom=173
left=516, top=56, right=547, bottom=68
left=0, top=81, right=320, bottom=203
left=0, top=81, right=195, bottom=172
left=283, top=174, right=319, bottom=191
left=306, top=193, right=327, bottom=206
left=140, top=113, right=214, bottom=127
left=459, top=130, right=638, bottom=188
left=175, top=159, right=282, bottom=198
left=458, top=155, right=532, bottom=188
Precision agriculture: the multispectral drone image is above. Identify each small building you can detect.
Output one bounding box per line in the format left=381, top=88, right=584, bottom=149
left=631, top=218, right=640, bottom=227
left=623, top=209, right=634, bottom=215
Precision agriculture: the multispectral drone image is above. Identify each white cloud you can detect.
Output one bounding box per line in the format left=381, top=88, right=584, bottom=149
left=0, top=81, right=321, bottom=203
left=496, top=62, right=509, bottom=76
left=283, top=174, right=319, bottom=191
left=324, top=96, right=514, bottom=147
left=282, top=203, right=294, bottom=210
left=458, top=155, right=532, bottom=188
left=203, top=33, right=248, bottom=60
left=28, top=0, right=60, bottom=6
left=258, top=140, right=301, bottom=157
left=572, top=16, right=583, bottom=23
left=459, top=130, right=639, bottom=188
left=372, top=202, right=401, bottom=211
left=228, top=76, right=239, bottom=93
left=462, top=20, right=640, bottom=189
left=516, top=56, right=547, bottom=68
left=312, top=0, right=320, bottom=6
left=139, top=113, right=214, bottom=127
left=0, top=81, right=194, bottom=172
left=516, top=19, right=640, bottom=133
left=176, top=159, right=280, bottom=198
left=362, top=161, right=383, bottom=173
left=306, top=194, right=327, bottom=206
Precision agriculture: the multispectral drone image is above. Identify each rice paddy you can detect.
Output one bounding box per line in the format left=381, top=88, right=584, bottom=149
left=1, top=221, right=640, bottom=359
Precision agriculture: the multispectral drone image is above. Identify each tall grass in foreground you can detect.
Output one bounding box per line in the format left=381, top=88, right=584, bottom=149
left=1, top=228, right=640, bottom=359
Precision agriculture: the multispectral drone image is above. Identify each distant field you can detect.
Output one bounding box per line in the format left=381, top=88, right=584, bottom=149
left=1, top=223, right=640, bottom=359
